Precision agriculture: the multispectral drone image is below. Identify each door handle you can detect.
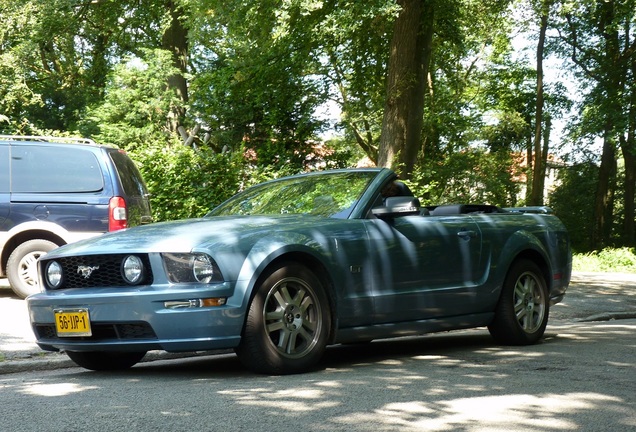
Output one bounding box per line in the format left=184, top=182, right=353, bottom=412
left=457, top=230, right=477, bottom=239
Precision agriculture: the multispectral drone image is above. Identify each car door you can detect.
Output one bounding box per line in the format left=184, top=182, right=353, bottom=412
left=364, top=213, right=484, bottom=323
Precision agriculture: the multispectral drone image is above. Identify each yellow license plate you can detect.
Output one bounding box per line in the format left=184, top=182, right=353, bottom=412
left=55, top=309, right=92, bottom=337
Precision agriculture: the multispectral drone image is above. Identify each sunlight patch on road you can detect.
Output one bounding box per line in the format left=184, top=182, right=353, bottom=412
left=218, top=387, right=339, bottom=412
left=331, top=392, right=625, bottom=431
left=22, top=382, right=98, bottom=397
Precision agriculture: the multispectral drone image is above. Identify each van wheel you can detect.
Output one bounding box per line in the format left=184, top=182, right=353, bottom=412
left=6, top=239, right=58, bottom=299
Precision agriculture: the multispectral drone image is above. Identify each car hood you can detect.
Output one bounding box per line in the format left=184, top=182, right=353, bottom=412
left=46, top=214, right=337, bottom=257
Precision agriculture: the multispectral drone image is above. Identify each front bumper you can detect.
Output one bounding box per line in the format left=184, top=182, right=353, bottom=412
left=27, top=283, right=244, bottom=353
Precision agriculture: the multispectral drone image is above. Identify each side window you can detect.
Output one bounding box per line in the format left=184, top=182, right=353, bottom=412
left=109, top=150, right=149, bottom=197
left=11, top=145, right=104, bottom=193
left=0, top=144, right=8, bottom=193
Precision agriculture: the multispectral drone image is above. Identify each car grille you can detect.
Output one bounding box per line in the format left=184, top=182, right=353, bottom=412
left=34, top=322, right=157, bottom=341
left=42, top=254, right=153, bottom=289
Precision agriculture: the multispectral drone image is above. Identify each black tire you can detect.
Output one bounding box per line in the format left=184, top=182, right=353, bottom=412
left=66, top=351, right=147, bottom=371
left=235, top=263, right=331, bottom=375
left=488, top=259, right=549, bottom=345
left=7, top=239, right=58, bottom=299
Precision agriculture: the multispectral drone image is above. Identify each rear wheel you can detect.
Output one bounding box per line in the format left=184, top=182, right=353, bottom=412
left=236, top=263, right=331, bottom=375
left=7, top=239, right=58, bottom=298
left=488, top=259, right=549, bottom=345
left=66, top=351, right=147, bottom=371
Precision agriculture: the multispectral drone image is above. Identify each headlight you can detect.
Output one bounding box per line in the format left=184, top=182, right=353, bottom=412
left=45, top=261, right=63, bottom=289
left=162, top=253, right=224, bottom=284
left=192, top=254, right=216, bottom=283
left=121, top=255, right=144, bottom=285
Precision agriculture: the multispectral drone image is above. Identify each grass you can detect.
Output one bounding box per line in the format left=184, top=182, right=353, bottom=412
left=572, top=247, right=636, bottom=273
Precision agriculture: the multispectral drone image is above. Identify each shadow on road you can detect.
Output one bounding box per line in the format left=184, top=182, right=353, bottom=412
left=3, top=322, right=633, bottom=431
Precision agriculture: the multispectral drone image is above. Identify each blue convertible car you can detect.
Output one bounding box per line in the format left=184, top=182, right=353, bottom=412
left=27, top=168, right=571, bottom=374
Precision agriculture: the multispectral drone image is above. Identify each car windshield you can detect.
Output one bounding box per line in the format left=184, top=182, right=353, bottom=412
left=207, top=171, right=378, bottom=218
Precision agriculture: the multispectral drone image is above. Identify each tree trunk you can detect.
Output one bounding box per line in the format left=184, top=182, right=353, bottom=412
left=593, top=130, right=617, bottom=249
left=162, top=0, right=189, bottom=133
left=538, top=116, right=551, bottom=201
left=525, top=136, right=533, bottom=204
left=591, top=0, right=621, bottom=249
left=403, top=1, right=434, bottom=178
left=622, top=141, right=635, bottom=245
left=530, top=11, right=548, bottom=206
left=378, top=0, right=432, bottom=178
left=621, top=56, right=636, bottom=245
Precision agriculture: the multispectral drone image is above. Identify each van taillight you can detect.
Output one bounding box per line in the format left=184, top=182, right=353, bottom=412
left=109, top=196, right=128, bottom=231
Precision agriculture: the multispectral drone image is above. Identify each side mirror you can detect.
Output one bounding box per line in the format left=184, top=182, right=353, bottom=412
left=372, top=196, right=421, bottom=218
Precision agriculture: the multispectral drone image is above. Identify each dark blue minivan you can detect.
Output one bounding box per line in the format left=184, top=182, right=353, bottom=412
left=0, top=136, right=152, bottom=298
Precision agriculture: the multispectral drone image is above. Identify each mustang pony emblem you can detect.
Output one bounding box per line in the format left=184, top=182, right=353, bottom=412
left=77, top=265, right=100, bottom=279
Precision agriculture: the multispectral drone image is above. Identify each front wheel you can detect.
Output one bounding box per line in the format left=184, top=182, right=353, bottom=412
left=7, top=239, right=59, bottom=298
left=235, top=263, right=331, bottom=375
left=66, top=351, right=147, bottom=371
left=488, top=259, right=549, bottom=345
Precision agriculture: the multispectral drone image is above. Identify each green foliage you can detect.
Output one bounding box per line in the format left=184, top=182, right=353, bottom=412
left=0, top=0, right=185, bottom=135
left=409, top=148, right=521, bottom=207
left=548, top=162, right=598, bottom=252
left=0, top=0, right=632, bottom=253
left=573, top=248, right=636, bottom=273
left=79, top=49, right=184, bottom=149
left=311, top=0, right=399, bottom=159
left=0, top=0, right=120, bottom=132
left=76, top=46, right=245, bottom=222
left=129, top=140, right=356, bottom=222
left=188, top=0, right=330, bottom=161
left=129, top=143, right=244, bottom=221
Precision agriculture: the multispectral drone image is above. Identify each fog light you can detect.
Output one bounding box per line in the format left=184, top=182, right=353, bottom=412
left=122, top=255, right=144, bottom=285
left=46, top=261, right=63, bottom=289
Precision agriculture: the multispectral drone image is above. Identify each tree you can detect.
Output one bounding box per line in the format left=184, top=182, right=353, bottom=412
left=79, top=49, right=184, bottom=147
left=162, top=0, right=190, bottom=133
left=554, top=0, right=636, bottom=248
left=377, top=0, right=433, bottom=178
left=317, top=1, right=398, bottom=164
left=549, top=162, right=598, bottom=251
left=187, top=0, right=331, bottom=167
left=0, top=0, right=191, bottom=135
left=529, top=0, right=550, bottom=206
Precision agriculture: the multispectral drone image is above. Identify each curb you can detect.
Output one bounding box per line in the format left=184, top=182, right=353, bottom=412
left=578, top=311, right=636, bottom=322
left=0, top=353, right=75, bottom=375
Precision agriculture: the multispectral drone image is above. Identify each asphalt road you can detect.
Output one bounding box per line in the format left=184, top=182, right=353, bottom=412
left=0, top=273, right=634, bottom=431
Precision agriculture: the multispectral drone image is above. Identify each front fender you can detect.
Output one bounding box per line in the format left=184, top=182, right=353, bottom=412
left=225, top=231, right=336, bottom=310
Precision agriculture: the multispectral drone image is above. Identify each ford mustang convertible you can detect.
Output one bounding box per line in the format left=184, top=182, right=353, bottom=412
left=27, top=168, right=571, bottom=374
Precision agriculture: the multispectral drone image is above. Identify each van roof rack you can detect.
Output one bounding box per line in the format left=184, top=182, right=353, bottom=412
left=0, top=135, right=96, bottom=145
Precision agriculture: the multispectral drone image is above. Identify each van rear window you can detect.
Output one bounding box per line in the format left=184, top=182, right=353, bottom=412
left=11, top=146, right=103, bottom=193
left=109, top=150, right=149, bottom=197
